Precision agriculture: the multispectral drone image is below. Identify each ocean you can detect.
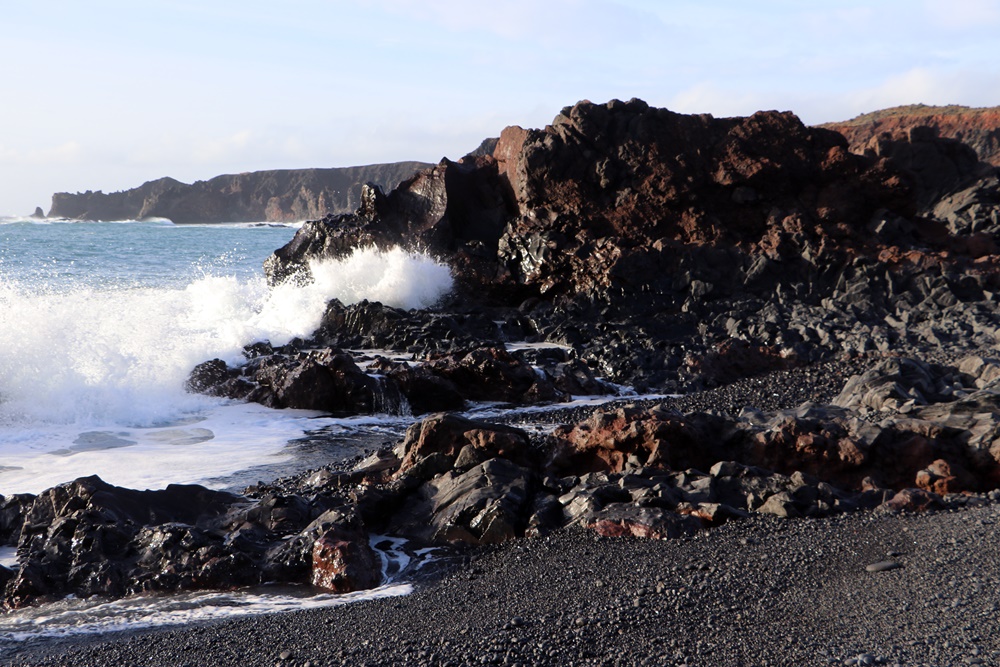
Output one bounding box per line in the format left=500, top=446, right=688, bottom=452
left=0, top=217, right=457, bottom=496
left=0, top=217, right=455, bottom=641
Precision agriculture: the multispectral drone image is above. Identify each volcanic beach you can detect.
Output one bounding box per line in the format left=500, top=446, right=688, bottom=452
left=5, top=99, right=1000, bottom=665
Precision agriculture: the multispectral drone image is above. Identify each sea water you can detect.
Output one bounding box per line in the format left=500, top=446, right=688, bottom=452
left=0, top=217, right=453, bottom=496
left=0, top=217, right=454, bottom=643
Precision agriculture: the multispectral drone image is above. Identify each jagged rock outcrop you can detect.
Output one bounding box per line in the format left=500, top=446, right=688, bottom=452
left=265, top=100, right=1000, bottom=311
left=1, top=475, right=385, bottom=609
left=187, top=342, right=612, bottom=416
left=257, top=99, right=1000, bottom=394
left=48, top=162, right=431, bottom=223
left=823, top=105, right=1000, bottom=167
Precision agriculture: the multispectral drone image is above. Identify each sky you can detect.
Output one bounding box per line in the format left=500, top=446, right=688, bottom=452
left=2, top=0, right=999, bottom=216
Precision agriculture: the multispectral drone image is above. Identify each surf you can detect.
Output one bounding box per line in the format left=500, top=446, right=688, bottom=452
left=0, top=223, right=453, bottom=494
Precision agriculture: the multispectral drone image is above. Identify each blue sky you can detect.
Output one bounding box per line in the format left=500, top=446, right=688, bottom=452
left=2, top=0, right=999, bottom=216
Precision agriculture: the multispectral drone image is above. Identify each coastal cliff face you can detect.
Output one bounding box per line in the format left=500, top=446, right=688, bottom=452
left=822, top=105, right=1000, bottom=167
left=47, top=162, right=432, bottom=223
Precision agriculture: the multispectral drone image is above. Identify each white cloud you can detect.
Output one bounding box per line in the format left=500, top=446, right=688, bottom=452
left=668, top=83, right=780, bottom=118
left=0, top=141, right=83, bottom=165
left=359, top=0, right=664, bottom=47
left=193, top=130, right=253, bottom=163
left=924, top=0, right=1000, bottom=28
left=844, top=67, right=1000, bottom=116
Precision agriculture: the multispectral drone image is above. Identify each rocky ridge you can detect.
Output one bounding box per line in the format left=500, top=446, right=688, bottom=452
left=823, top=104, right=1000, bottom=167
left=47, top=162, right=431, bottom=223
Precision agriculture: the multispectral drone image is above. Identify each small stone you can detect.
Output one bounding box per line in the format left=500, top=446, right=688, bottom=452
left=279, top=650, right=293, bottom=661
left=865, top=561, right=903, bottom=573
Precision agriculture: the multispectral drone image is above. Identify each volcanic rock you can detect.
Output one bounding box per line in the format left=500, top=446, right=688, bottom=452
left=311, top=527, right=381, bottom=594
left=823, top=104, right=1000, bottom=167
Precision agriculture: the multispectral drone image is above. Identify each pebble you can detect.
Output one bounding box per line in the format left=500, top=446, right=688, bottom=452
left=865, top=561, right=903, bottom=573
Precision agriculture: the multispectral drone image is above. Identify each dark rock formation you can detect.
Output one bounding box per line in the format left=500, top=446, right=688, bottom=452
left=11, top=354, right=1000, bottom=609
left=188, top=342, right=611, bottom=417
left=47, top=163, right=431, bottom=223
left=2, top=475, right=384, bottom=609
left=257, top=98, right=1000, bottom=397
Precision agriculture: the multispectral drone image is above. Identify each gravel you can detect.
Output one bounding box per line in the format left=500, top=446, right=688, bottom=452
left=4, top=503, right=999, bottom=667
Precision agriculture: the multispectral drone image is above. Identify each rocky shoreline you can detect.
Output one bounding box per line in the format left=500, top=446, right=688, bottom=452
left=4, top=483, right=999, bottom=666
left=5, top=97, right=1000, bottom=664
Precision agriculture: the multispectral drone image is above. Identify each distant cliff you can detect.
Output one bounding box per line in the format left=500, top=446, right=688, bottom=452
left=48, top=162, right=433, bottom=223
left=822, top=105, right=1000, bottom=166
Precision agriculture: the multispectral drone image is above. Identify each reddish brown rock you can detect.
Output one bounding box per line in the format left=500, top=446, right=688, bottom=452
left=823, top=105, right=1000, bottom=167
left=585, top=507, right=702, bottom=540
left=547, top=406, right=732, bottom=475
left=311, top=529, right=381, bottom=593
left=746, top=414, right=870, bottom=486
left=915, top=459, right=962, bottom=495
left=881, top=487, right=944, bottom=513
left=492, top=99, right=914, bottom=300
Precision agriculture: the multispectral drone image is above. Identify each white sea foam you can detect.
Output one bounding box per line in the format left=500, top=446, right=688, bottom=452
left=0, top=245, right=452, bottom=495
left=308, top=246, right=454, bottom=311
left=0, top=534, right=434, bottom=643
left=0, top=583, right=413, bottom=642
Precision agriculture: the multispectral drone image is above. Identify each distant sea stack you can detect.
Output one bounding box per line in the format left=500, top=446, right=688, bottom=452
left=47, top=162, right=433, bottom=223
left=822, top=105, right=1000, bottom=166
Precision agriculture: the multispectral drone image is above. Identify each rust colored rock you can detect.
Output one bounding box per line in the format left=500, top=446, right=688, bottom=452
left=311, top=529, right=381, bottom=594
left=748, top=415, right=870, bottom=486
left=881, top=487, right=944, bottom=513
left=586, top=507, right=702, bottom=540
left=914, top=459, right=974, bottom=495
left=823, top=105, right=1000, bottom=167
left=548, top=406, right=731, bottom=475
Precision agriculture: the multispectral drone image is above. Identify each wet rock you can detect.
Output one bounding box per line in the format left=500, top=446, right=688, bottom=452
left=311, top=527, right=381, bottom=594
left=421, top=346, right=567, bottom=405
left=4, top=476, right=240, bottom=608
left=0, top=493, right=34, bottom=546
